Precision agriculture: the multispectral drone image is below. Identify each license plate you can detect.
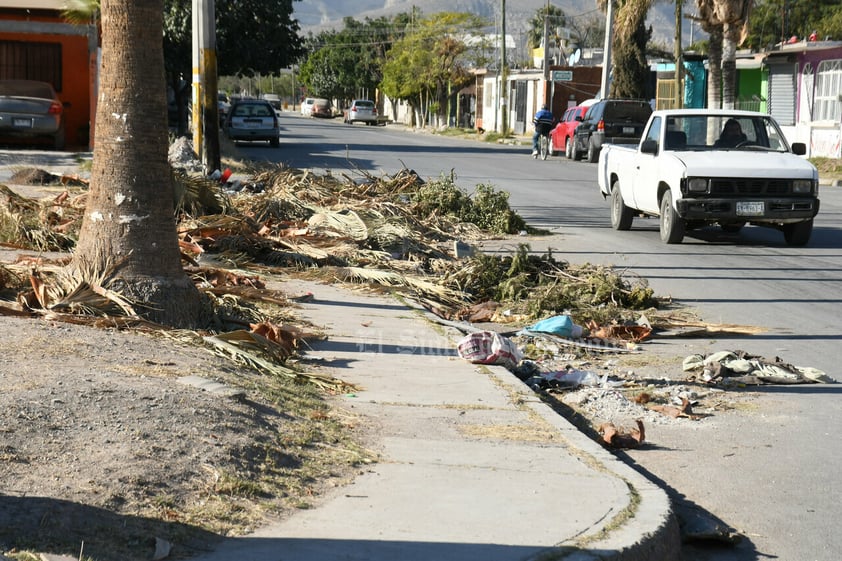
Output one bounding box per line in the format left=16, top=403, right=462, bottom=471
left=13, top=118, right=32, bottom=128
left=623, top=126, right=634, bottom=134
left=736, top=201, right=764, bottom=216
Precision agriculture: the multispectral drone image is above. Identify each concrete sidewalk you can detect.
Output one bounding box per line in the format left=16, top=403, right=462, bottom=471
left=191, top=279, right=680, bottom=561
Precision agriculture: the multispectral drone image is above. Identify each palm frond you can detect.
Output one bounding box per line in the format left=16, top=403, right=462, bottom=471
left=203, top=330, right=355, bottom=392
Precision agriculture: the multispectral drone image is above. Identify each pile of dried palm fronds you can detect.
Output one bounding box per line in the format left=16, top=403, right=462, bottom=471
left=0, top=163, right=665, bottom=327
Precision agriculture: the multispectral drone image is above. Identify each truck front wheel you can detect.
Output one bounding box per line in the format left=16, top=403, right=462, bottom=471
left=611, top=181, right=634, bottom=230
left=659, top=191, right=685, bottom=244
left=783, top=219, right=812, bottom=247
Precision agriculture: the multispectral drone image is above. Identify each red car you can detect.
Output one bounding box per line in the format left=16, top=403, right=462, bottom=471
left=550, top=104, right=589, bottom=159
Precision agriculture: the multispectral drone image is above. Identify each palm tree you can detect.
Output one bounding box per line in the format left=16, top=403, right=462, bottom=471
left=599, top=0, right=653, bottom=99
left=71, top=0, right=210, bottom=328
left=695, top=0, right=752, bottom=110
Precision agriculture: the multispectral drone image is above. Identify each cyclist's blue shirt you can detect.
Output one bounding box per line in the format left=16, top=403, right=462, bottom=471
left=533, top=109, right=554, bottom=124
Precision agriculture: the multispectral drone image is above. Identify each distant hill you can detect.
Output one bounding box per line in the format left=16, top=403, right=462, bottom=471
left=293, top=0, right=693, bottom=49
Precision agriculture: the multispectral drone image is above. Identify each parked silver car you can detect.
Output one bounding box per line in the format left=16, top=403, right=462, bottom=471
left=0, top=79, right=67, bottom=150
left=224, top=98, right=279, bottom=147
left=344, top=99, right=378, bottom=125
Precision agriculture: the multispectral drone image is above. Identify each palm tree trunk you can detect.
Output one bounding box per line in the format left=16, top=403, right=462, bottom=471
left=72, top=0, right=210, bottom=328
left=721, top=22, right=740, bottom=110
left=706, top=25, right=723, bottom=111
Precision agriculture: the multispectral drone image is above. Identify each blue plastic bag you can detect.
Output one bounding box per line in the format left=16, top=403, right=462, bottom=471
left=527, top=315, right=580, bottom=338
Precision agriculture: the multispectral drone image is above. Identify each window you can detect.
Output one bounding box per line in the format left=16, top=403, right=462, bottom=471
left=644, top=117, right=661, bottom=146
left=0, top=40, right=62, bottom=91
left=814, top=59, right=842, bottom=123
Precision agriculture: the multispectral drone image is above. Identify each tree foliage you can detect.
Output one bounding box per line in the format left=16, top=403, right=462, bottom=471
left=745, top=0, right=842, bottom=49
left=298, top=15, right=410, bottom=101
left=608, top=0, right=653, bottom=99
left=380, top=11, right=490, bottom=126
left=527, top=5, right=566, bottom=49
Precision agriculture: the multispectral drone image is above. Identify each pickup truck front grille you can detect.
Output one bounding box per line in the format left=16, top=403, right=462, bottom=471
left=710, top=178, right=792, bottom=196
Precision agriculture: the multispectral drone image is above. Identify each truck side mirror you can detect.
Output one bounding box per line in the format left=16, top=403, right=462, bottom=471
left=640, top=139, right=658, bottom=154
left=791, top=142, right=807, bottom=156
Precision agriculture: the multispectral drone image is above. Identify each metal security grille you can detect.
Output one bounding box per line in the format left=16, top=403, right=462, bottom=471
left=710, top=178, right=794, bottom=196
left=0, top=40, right=62, bottom=91
left=767, top=62, right=796, bottom=126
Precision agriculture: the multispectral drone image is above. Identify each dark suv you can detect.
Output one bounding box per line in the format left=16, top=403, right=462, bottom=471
left=571, top=99, right=652, bottom=162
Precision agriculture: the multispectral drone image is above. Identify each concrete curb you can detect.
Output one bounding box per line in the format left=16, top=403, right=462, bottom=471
left=479, top=361, right=682, bottom=561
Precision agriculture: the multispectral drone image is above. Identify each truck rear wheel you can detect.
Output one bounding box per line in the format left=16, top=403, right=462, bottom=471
left=783, top=219, right=812, bottom=247
left=659, top=190, right=685, bottom=244
left=611, top=181, right=634, bottom=230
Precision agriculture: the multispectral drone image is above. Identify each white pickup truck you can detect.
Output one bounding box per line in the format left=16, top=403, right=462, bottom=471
left=597, top=109, right=820, bottom=246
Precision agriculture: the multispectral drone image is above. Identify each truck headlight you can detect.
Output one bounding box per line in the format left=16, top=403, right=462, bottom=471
left=687, top=178, right=708, bottom=193
left=792, top=179, right=813, bottom=194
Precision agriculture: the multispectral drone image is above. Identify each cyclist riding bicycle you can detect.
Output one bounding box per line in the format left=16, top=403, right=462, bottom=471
left=532, top=104, right=555, bottom=157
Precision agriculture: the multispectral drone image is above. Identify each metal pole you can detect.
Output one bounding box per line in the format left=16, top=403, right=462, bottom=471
left=543, top=0, right=550, bottom=105
left=191, top=0, right=202, bottom=156
left=501, top=0, right=508, bottom=135
left=674, top=0, right=683, bottom=109
left=600, top=0, right=614, bottom=99
left=192, top=0, right=220, bottom=172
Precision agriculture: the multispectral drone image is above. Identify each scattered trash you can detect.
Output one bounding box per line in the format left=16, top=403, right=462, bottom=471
left=683, top=350, right=834, bottom=385
left=524, top=368, right=624, bottom=391
left=647, top=397, right=706, bottom=420
left=527, top=314, right=584, bottom=339
left=456, top=330, right=522, bottom=370
left=599, top=419, right=645, bottom=449
left=153, top=536, right=172, bottom=560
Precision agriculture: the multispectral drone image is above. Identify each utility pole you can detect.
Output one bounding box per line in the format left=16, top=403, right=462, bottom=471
left=192, top=0, right=220, bottom=172
left=674, top=0, right=683, bottom=109
left=501, top=0, right=508, bottom=135
left=600, top=0, right=614, bottom=99
left=543, top=0, right=550, bottom=106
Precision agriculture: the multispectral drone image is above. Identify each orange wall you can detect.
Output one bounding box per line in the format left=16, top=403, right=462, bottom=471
left=0, top=31, right=93, bottom=149
left=0, top=11, right=95, bottom=149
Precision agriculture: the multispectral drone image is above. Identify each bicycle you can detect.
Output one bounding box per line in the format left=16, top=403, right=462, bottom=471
left=534, top=120, right=554, bottom=161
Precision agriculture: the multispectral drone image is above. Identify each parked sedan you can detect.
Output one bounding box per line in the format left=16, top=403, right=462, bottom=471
left=224, top=98, right=279, bottom=147
left=550, top=103, right=590, bottom=159
left=344, top=99, right=378, bottom=125
left=310, top=98, right=333, bottom=118
left=0, top=79, right=67, bottom=150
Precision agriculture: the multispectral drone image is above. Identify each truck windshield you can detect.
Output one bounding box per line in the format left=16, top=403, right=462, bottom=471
left=666, top=114, right=790, bottom=151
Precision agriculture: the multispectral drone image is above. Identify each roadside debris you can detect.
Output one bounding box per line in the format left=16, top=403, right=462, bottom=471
left=683, top=350, right=834, bottom=385
left=456, top=330, right=523, bottom=370
left=599, top=419, right=645, bottom=449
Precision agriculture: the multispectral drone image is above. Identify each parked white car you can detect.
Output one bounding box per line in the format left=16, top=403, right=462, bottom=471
left=300, top=97, right=315, bottom=117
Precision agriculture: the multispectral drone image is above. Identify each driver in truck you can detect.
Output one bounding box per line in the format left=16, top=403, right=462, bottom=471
left=715, top=118, right=747, bottom=148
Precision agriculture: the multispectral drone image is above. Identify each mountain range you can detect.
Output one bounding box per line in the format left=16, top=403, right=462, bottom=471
left=293, top=0, right=697, bottom=50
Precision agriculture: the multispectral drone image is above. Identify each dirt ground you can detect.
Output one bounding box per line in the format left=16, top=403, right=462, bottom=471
left=0, top=292, right=370, bottom=561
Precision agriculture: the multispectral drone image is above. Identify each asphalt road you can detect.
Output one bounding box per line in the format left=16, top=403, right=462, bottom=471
left=247, top=113, right=842, bottom=561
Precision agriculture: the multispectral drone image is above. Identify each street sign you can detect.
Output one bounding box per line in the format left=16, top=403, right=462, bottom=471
left=552, top=70, right=573, bottom=82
